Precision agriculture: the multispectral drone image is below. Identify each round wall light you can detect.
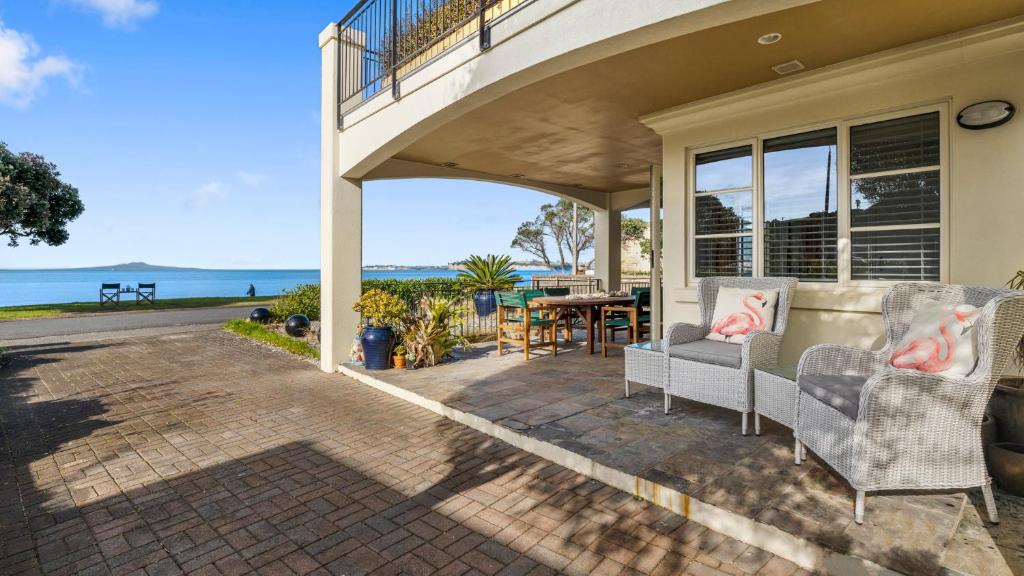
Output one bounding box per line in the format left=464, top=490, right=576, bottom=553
left=757, top=32, right=782, bottom=45
left=957, top=100, right=1014, bottom=130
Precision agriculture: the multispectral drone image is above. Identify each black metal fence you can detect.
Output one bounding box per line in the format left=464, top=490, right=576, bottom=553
left=389, top=277, right=653, bottom=338
left=337, top=0, right=529, bottom=116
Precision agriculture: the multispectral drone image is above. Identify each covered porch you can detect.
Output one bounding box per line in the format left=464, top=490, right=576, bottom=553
left=340, top=342, right=1023, bottom=575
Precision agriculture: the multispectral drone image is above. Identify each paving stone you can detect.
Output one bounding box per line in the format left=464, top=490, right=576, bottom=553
left=0, top=331, right=778, bottom=576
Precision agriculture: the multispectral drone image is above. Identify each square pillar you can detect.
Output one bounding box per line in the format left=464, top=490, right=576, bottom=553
left=650, top=165, right=663, bottom=343
left=321, top=24, right=362, bottom=372
left=594, top=207, right=621, bottom=292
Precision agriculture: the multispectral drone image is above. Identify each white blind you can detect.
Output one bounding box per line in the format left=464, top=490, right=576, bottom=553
left=849, top=112, right=940, bottom=281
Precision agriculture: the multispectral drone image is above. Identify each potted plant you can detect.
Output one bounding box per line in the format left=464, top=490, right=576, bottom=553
left=393, top=344, right=407, bottom=369
left=403, top=296, right=469, bottom=368
left=353, top=289, right=407, bottom=370
left=990, top=270, right=1024, bottom=494
left=457, top=254, right=523, bottom=317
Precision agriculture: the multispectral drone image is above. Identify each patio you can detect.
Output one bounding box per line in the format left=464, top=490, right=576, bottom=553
left=343, top=338, right=1024, bottom=575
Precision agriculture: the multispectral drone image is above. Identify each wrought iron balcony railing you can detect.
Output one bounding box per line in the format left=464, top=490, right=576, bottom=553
left=337, top=0, right=528, bottom=119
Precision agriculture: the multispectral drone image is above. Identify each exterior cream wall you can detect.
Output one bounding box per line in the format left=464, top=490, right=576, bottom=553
left=651, top=23, right=1024, bottom=364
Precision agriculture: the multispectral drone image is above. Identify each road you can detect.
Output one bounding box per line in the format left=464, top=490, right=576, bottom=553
left=0, top=305, right=252, bottom=343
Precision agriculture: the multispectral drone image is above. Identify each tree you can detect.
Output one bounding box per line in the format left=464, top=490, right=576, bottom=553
left=511, top=199, right=593, bottom=271
left=510, top=218, right=551, bottom=267
left=622, top=216, right=650, bottom=258
left=0, top=142, right=84, bottom=247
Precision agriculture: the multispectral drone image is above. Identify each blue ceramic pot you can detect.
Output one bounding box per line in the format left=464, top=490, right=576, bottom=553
left=361, top=326, right=394, bottom=370
left=473, top=290, right=496, bottom=317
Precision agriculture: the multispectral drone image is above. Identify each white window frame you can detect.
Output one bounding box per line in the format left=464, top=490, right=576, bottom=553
left=686, top=102, right=948, bottom=287
left=688, top=139, right=757, bottom=280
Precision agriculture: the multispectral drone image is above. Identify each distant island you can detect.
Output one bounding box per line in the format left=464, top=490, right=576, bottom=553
left=62, top=262, right=204, bottom=272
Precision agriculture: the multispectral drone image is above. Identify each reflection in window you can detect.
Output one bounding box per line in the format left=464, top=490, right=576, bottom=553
left=696, top=237, right=753, bottom=277
left=694, top=146, right=752, bottom=278
left=695, top=192, right=752, bottom=236
left=849, top=112, right=940, bottom=280
left=851, top=171, right=939, bottom=227
left=763, top=128, right=838, bottom=281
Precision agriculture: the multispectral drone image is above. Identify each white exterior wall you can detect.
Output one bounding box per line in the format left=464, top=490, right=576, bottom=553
left=649, top=22, right=1024, bottom=364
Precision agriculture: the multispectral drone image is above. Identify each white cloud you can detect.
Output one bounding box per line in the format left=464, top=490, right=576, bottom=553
left=188, top=181, right=229, bottom=210
left=67, top=0, right=159, bottom=28
left=0, top=22, right=79, bottom=108
left=237, top=171, right=268, bottom=188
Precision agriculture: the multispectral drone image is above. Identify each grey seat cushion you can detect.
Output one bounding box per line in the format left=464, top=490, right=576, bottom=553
left=668, top=340, right=743, bottom=368
left=798, top=374, right=868, bottom=420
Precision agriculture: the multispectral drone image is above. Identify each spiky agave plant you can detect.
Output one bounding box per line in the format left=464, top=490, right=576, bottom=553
left=456, top=254, right=523, bottom=291
left=1008, top=270, right=1024, bottom=371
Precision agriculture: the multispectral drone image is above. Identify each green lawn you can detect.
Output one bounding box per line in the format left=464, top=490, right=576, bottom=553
left=0, top=296, right=276, bottom=321
left=223, top=319, right=320, bottom=360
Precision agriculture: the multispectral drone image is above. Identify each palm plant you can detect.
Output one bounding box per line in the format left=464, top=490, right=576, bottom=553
left=1009, top=270, right=1024, bottom=370
left=457, top=254, right=523, bottom=290
left=458, top=254, right=523, bottom=317
left=403, top=297, right=468, bottom=368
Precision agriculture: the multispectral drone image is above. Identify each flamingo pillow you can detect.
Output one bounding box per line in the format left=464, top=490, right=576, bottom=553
left=705, top=288, right=779, bottom=345
left=889, top=301, right=980, bottom=377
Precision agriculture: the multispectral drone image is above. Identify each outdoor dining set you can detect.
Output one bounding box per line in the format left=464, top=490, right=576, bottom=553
left=496, top=277, right=1024, bottom=526
left=494, top=286, right=651, bottom=358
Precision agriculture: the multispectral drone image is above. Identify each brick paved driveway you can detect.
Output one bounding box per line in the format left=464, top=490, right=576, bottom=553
left=0, top=331, right=800, bottom=576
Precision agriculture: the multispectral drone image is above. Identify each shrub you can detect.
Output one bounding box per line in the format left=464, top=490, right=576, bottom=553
left=271, top=283, right=321, bottom=321
left=362, top=278, right=466, bottom=306
left=353, top=289, right=407, bottom=328
left=403, top=296, right=468, bottom=368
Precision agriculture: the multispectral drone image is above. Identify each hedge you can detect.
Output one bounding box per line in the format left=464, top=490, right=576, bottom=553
left=268, top=278, right=473, bottom=322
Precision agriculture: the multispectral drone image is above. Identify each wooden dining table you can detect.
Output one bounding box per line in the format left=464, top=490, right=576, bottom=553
left=532, top=295, right=635, bottom=355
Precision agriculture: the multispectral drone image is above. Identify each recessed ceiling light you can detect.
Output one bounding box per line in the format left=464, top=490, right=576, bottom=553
left=771, top=59, right=805, bottom=75
left=510, top=173, right=525, bottom=178
left=616, top=163, right=631, bottom=169
left=440, top=161, right=458, bottom=168
left=758, top=32, right=782, bottom=45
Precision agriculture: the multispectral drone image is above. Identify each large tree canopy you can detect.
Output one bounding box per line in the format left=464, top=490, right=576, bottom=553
left=0, top=142, right=84, bottom=247
left=511, top=199, right=593, bottom=271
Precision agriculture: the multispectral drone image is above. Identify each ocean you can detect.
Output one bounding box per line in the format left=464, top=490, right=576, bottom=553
left=0, top=268, right=562, bottom=307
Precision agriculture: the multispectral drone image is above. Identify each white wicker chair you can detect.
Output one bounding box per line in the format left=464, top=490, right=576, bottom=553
left=663, top=277, right=798, bottom=434
left=794, top=282, right=1024, bottom=524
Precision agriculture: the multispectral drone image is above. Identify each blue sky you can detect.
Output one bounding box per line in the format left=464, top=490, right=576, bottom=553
left=0, top=0, right=594, bottom=269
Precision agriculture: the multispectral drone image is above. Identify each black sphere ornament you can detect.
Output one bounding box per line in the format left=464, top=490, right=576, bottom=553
left=285, top=314, right=311, bottom=337
left=249, top=308, right=272, bottom=324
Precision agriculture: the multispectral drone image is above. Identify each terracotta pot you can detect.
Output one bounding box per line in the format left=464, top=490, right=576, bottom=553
left=992, top=378, right=1024, bottom=445
left=990, top=442, right=1024, bottom=497
left=392, top=355, right=407, bottom=370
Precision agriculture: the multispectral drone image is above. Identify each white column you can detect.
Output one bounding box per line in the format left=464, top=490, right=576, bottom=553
left=650, top=165, right=663, bottom=343
left=321, top=24, right=362, bottom=372
left=594, top=204, right=621, bottom=292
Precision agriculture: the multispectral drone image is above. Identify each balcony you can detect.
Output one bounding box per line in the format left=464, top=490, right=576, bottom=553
left=337, top=0, right=532, bottom=118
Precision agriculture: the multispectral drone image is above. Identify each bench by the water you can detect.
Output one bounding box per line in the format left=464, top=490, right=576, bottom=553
left=99, top=283, right=157, bottom=305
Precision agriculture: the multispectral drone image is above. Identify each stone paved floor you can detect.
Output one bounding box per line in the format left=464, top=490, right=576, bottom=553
left=0, top=331, right=796, bottom=576
left=348, top=338, right=1024, bottom=576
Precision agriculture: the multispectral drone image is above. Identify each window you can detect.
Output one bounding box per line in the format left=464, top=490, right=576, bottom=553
left=689, top=107, right=944, bottom=285
left=849, top=112, right=941, bottom=280
left=763, top=128, right=838, bottom=281
left=693, top=146, right=753, bottom=277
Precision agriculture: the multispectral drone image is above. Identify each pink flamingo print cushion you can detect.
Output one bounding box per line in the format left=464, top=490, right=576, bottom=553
left=706, top=287, right=780, bottom=345
left=889, top=300, right=979, bottom=377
